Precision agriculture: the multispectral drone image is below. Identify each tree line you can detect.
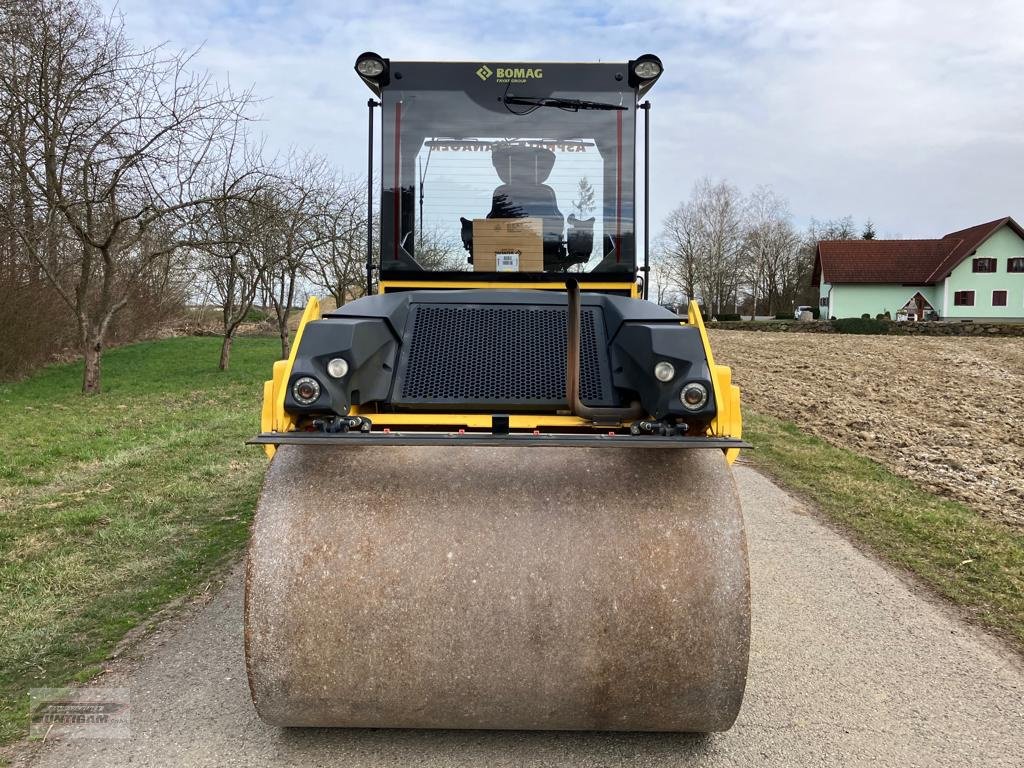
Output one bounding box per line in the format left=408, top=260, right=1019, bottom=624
left=654, top=178, right=874, bottom=318
left=0, top=0, right=372, bottom=390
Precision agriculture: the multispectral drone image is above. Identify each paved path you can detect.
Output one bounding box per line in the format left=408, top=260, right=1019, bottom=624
left=18, top=466, right=1024, bottom=767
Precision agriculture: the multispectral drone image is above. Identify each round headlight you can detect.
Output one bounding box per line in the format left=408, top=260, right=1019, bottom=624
left=654, top=361, right=676, bottom=382
left=326, top=357, right=349, bottom=379
left=292, top=376, right=321, bottom=405
left=633, top=60, right=662, bottom=79
left=680, top=382, right=708, bottom=410
left=356, top=57, right=385, bottom=77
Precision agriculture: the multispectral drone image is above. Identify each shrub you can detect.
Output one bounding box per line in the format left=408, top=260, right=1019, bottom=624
left=774, top=312, right=793, bottom=320
left=861, top=313, right=871, bottom=320
left=715, top=313, right=742, bottom=322
left=244, top=307, right=270, bottom=323
left=833, top=317, right=890, bottom=335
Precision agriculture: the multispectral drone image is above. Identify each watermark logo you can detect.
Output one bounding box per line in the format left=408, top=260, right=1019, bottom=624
left=476, top=64, right=493, bottom=81
left=29, top=688, right=130, bottom=740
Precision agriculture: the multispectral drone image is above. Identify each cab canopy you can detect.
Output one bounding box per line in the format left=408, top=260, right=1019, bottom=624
left=365, top=60, right=660, bottom=279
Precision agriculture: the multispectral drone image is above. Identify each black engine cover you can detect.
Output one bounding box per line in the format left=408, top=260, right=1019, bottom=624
left=284, top=289, right=716, bottom=421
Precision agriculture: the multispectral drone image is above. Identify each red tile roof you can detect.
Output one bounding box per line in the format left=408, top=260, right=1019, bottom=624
left=813, top=216, right=1023, bottom=285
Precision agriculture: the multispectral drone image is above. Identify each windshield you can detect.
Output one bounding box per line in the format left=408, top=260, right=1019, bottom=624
left=380, top=65, right=636, bottom=276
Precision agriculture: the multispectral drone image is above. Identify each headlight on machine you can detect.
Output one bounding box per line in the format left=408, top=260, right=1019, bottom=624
left=680, top=382, right=708, bottom=410
left=292, top=376, right=322, bottom=405
left=326, top=357, right=349, bottom=379
left=654, top=361, right=676, bottom=382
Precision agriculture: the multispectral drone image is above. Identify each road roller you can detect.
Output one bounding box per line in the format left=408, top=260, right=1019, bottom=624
left=245, top=52, right=750, bottom=732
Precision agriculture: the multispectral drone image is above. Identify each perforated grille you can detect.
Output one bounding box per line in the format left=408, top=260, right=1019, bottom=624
left=397, top=304, right=607, bottom=404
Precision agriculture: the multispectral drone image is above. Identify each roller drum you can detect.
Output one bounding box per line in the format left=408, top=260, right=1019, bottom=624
left=245, top=446, right=749, bottom=731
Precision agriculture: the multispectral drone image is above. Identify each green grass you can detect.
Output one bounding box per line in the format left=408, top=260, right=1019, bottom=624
left=0, top=337, right=279, bottom=746
left=743, top=411, right=1024, bottom=651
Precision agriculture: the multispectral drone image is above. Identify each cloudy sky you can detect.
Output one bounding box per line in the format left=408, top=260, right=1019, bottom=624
left=101, top=0, right=1024, bottom=239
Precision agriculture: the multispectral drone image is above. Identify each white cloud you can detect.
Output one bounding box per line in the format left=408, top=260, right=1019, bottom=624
left=102, top=0, right=1024, bottom=237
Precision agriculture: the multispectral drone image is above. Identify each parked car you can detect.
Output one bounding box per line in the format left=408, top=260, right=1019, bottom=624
left=794, top=305, right=814, bottom=319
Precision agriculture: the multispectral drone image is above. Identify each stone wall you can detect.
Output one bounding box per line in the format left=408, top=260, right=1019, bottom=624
left=708, top=320, right=836, bottom=333
left=707, top=319, right=1024, bottom=336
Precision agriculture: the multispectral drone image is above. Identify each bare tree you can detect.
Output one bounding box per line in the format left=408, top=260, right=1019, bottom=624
left=793, top=216, right=860, bottom=310
left=307, top=176, right=371, bottom=308
left=258, top=151, right=339, bottom=358
left=0, top=0, right=255, bottom=391
left=659, top=201, right=702, bottom=305
left=648, top=252, right=683, bottom=310
left=660, top=178, right=745, bottom=317
left=189, top=129, right=268, bottom=370
left=742, top=186, right=799, bottom=318
left=813, top=216, right=858, bottom=241
left=414, top=225, right=464, bottom=271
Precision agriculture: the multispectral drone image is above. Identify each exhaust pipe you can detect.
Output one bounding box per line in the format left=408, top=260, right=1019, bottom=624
left=565, top=279, right=643, bottom=423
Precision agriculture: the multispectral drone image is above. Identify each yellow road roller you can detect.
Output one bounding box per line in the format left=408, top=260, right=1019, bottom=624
left=246, top=52, right=750, bottom=732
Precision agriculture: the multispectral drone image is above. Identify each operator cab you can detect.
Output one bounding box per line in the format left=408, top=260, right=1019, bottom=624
left=355, top=55, right=663, bottom=282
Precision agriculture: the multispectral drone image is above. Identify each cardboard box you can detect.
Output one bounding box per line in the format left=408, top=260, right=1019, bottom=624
left=472, top=218, right=544, bottom=272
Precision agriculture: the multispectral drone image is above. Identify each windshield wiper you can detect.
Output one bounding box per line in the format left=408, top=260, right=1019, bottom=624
left=503, top=95, right=627, bottom=112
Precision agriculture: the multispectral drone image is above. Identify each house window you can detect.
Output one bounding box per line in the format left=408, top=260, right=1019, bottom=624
left=819, top=297, right=828, bottom=307
left=1009, top=258, right=1024, bottom=273
left=993, top=290, right=1007, bottom=307
left=972, top=258, right=996, bottom=273
left=954, top=290, right=975, bottom=306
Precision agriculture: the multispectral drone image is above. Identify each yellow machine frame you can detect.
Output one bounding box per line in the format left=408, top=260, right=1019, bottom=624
left=261, top=280, right=742, bottom=462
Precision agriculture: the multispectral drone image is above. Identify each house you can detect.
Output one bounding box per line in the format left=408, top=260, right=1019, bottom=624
left=813, top=216, right=1024, bottom=321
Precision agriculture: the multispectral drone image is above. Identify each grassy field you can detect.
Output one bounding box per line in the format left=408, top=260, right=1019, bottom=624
left=743, top=412, right=1024, bottom=652
left=0, top=337, right=278, bottom=746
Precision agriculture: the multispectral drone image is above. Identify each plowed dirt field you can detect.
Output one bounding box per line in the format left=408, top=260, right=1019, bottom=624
left=710, top=330, right=1024, bottom=527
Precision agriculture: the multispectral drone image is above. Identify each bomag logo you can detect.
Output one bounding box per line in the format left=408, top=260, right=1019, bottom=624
left=475, top=65, right=543, bottom=84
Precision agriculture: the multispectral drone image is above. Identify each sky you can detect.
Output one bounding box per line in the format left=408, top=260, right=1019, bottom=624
left=101, top=0, right=1024, bottom=240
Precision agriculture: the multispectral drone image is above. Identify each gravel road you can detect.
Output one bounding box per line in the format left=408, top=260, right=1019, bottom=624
left=15, top=465, right=1023, bottom=768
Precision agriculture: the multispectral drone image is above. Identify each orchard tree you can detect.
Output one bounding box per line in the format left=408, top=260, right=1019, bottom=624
left=0, top=0, right=256, bottom=391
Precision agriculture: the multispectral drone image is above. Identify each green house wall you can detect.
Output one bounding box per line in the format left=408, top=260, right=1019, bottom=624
left=941, top=226, right=1024, bottom=319
left=820, top=223, right=1024, bottom=320
left=819, top=282, right=938, bottom=319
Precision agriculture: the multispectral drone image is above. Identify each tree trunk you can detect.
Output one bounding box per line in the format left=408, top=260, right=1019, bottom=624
left=279, top=327, right=291, bottom=359
left=82, top=335, right=102, bottom=394
left=219, top=334, right=233, bottom=371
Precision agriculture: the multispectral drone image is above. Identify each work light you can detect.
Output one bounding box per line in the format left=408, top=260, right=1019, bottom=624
left=354, top=52, right=390, bottom=93
left=356, top=56, right=385, bottom=77
left=654, top=361, right=675, bottom=382
left=629, top=54, right=664, bottom=93
left=633, top=60, right=661, bottom=79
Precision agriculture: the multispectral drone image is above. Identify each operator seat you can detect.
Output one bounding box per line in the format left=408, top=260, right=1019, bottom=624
left=488, top=145, right=567, bottom=268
